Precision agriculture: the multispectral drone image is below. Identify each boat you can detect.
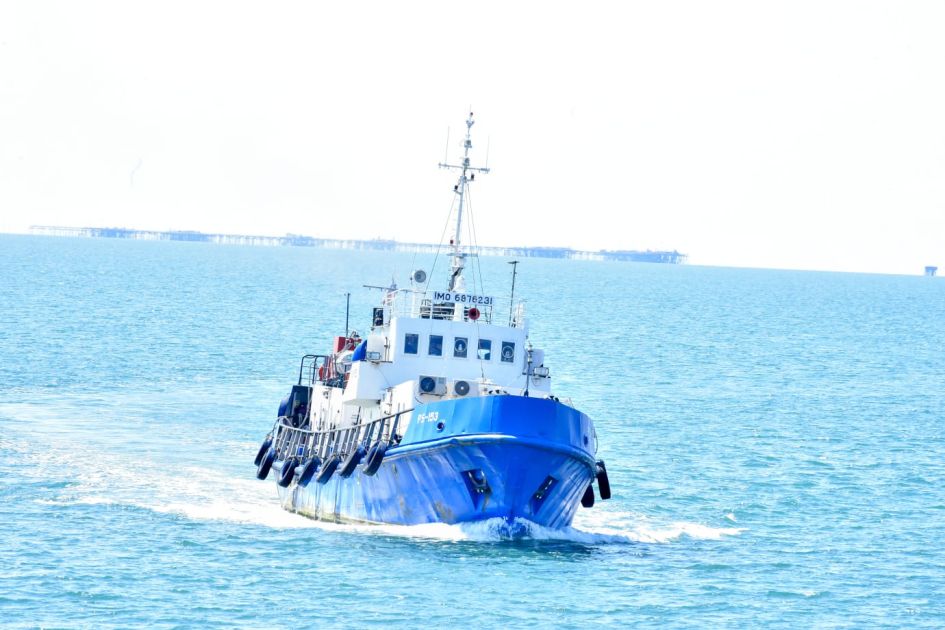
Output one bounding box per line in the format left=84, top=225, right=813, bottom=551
left=253, top=112, right=611, bottom=529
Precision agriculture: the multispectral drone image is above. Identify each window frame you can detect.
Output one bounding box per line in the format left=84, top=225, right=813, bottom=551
left=404, top=333, right=419, bottom=355
left=428, top=334, right=444, bottom=357
left=454, top=336, right=468, bottom=358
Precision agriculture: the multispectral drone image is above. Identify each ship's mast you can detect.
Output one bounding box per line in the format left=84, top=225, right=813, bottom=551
left=439, top=112, right=489, bottom=292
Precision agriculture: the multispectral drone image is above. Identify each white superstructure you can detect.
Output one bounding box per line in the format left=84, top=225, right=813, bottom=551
left=291, top=112, right=555, bottom=442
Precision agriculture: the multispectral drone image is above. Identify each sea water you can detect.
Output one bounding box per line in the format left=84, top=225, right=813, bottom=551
left=1, top=234, right=943, bottom=628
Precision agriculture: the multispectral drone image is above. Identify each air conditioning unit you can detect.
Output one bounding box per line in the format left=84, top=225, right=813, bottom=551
left=418, top=375, right=447, bottom=396
left=453, top=379, right=472, bottom=397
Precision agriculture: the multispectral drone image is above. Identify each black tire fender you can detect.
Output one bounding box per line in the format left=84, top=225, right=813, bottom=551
left=596, top=460, right=611, bottom=500
left=315, top=455, right=341, bottom=485
left=297, top=456, right=322, bottom=488
left=362, top=442, right=388, bottom=476
left=254, top=438, right=272, bottom=466
left=338, top=445, right=367, bottom=478
left=277, top=459, right=299, bottom=487
left=256, top=448, right=276, bottom=480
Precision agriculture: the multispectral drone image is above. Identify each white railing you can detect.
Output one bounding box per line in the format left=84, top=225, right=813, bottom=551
left=382, top=289, right=525, bottom=328
left=269, top=408, right=411, bottom=464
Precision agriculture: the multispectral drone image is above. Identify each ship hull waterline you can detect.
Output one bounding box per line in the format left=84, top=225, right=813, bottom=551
left=276, top=436, right=596, bottom=529
left=272, top=396, right=599, bottom=529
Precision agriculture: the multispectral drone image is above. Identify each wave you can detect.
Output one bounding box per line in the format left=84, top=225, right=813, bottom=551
left=8, top=402, right=742, bottom=545
left=31, top=453, right=743, bottom=544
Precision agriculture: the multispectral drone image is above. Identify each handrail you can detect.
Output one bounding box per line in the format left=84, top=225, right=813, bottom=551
left=298, top=354, right=341, bottom=387
left=298, top=354, right=321, bottom=385
left=268, top=407, right=414, bottom=464
left=383, top=289, right=496, bottom=325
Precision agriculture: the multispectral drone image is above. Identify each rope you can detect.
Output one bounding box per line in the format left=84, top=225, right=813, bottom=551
left=465, top=185, right=486, bottom=297
left=425, top=193, right=458, bottom=295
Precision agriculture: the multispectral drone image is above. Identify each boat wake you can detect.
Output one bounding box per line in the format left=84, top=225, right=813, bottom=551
left=386, top=510, right=744, bottom=545
left=26, top=446, right=742, bottom=546
left=5, top=401, right=743, bottom=547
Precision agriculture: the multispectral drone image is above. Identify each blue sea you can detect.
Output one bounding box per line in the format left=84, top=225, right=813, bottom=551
left=2, top=234, right=944, bottom=628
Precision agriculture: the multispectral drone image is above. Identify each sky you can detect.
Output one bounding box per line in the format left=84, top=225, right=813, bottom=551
left=1, top=1, right=943, bottom=274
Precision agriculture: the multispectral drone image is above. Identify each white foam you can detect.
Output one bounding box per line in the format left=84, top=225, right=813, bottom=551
left=46, top=451, right=744, bottom=544
left=348, top=513, right=744, bottom=544
left=569, top=505, right=745, bottom=543
left=150, top=499, right=320, bottom=529
left=9, top=402, right=743, bottom=545
left=32, top=451, right=744, bottom=544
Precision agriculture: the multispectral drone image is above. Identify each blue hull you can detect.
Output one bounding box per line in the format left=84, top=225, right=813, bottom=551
left=275, top=396, right=598, bottom=528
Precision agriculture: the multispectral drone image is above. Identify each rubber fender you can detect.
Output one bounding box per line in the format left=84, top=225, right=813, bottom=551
left=297, top=456, right=322, bottom=488
left=256, top=448, right=275, bottom=480
left=581, top=483, right=595, bottom=508
left=277, top=459, right=299, bottom=488
left=254, top=438, right=272, bottom=466
left=338, top=445, right=367, bottom=478
left=596, top=460, right=611, bottom=500
left=315, top=455, right=341, bottom=485
left=362, top=441, right=388, bottom=476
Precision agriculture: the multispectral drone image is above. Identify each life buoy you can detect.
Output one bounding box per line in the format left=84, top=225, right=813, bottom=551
left=297, top=456, right=322, bottom=487
left=362, top=441, right=388, bottom=476
left=254, top=438, right=272, bottom=466
left=338, top=445, right=367, bottom=478
left=256, top=448, right=275, bottom=480
left=467, top=307, right=480, bottom=321
left=315, top=455, right=341, bottom=484
left=581, top=483, right=595, bottom=508
left=278, top=459, right=299, bottom=487
left=317, top=365, right=327, bottom=380
left=595, top=460, right=611, bottom=500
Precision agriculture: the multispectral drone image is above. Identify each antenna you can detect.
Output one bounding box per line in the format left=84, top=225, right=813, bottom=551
left=344, top=292, right=350, bottom=337
left=438, top=111, right=491, bottom=293
left=442, top=127, right=450, bottom=164
left=485, top=137, right=491, bottom=169
left=508, top=260, right=519, bottom=326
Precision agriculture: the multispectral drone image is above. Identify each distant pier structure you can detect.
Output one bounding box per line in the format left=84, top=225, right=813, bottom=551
left=925, top=266, right=938, bottom=277
left=29, top=225, right=687, bottom=264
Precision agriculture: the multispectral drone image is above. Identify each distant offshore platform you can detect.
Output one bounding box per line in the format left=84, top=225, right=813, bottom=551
left=29, top=225, right=687, bottom=264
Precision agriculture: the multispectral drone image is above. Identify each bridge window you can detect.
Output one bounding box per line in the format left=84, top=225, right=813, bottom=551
left=429, top=334, right=443, bottom=356
left=454, top=337, right=468, bottom=358
left=478, top=339, right=492, bottom=361
left=501, top=341, right=515, bottom=363
left=404, top=333, right=419, bottom=355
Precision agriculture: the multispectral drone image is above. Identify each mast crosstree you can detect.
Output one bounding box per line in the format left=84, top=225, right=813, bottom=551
left=438, top=112, right=490, bottom=292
